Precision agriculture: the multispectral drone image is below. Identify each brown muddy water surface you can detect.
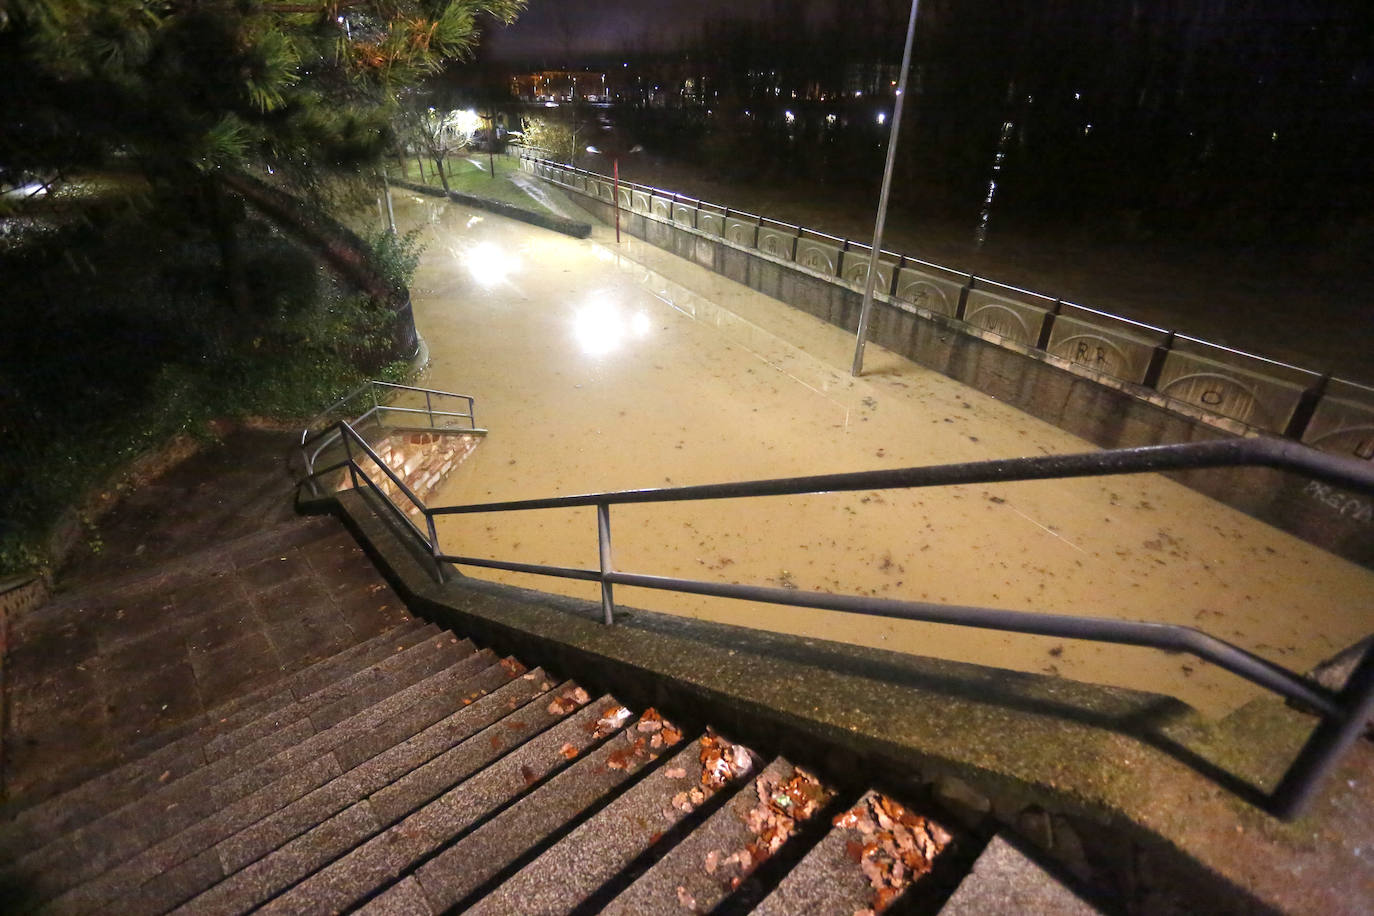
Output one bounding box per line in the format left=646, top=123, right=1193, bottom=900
left=393, top=191, right=1374, bottom=719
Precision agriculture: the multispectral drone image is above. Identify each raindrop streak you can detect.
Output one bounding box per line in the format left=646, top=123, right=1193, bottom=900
left=975, top=119, right=1015, bottom=250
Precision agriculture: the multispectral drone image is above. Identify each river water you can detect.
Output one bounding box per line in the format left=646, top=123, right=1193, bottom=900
left=393, top=189, right=1374, bottom=719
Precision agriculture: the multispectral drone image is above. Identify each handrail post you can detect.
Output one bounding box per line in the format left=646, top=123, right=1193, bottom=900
left=596, top=503, right=615, bottom=625
left=424, top=510, right=446, bottom=582
left=341, top=424, right=359, bottom=490
left=468, top=396, right=477, bottom=430
left=1269, top=642, right=1374, bottom=820
left=425, top=391, right=434, bottom=429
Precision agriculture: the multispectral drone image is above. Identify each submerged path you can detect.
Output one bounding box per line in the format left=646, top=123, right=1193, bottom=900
left=393, top=189, right=1374, bottom=719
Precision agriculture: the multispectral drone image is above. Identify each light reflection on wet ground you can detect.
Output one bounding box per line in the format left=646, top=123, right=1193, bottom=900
left=397, top=191, right=1374, bottom=719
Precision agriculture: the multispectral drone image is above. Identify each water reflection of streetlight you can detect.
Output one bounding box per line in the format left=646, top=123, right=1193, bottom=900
left=465, top=242, right=517, bottom=289
left=572, top=301, right=652, bottom=357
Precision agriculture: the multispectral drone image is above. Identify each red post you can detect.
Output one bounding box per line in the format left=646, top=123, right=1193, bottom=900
left=613, top=157, right=621, bottom=244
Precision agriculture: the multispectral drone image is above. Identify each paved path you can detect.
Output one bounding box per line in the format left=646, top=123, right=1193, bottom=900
left=393, top=188, right=1374, bottom=718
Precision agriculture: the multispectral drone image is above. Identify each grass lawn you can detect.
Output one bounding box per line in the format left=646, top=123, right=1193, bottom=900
left=391, top=154, right=557, bottom=217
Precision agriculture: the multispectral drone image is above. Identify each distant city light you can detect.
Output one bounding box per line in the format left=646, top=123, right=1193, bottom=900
left=784, top=110, right=795, bottom=124
left=826, top=113, right=837, bottom=125
left=877, top=112, right=886, bottom=125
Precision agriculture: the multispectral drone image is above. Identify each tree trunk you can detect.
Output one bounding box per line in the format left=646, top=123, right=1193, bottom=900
left=218, top=171, right=417, bottom=364
left=432, top=156, right=450, bottom=192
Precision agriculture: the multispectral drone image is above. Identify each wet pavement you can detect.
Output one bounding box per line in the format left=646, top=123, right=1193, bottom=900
left=394, top=189, right=1374, bottom=718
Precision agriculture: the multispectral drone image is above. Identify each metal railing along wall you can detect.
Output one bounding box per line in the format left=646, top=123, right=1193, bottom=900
left=299, top=380, right=480, bottom=484
left=516, top=152, right=1374, bottom=458
left=299, top=426, right=1374, bottom=821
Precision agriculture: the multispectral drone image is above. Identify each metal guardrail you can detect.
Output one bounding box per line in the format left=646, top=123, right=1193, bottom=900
left=516, top=152, right=1374, bottom=452
left=298, top=422, right=1374, bottom=821
left=299, top=380, right=480, bottom=484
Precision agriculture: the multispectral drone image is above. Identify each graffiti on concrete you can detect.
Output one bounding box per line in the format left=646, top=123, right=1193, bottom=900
left=1304, top=480, right=1373, bottom=524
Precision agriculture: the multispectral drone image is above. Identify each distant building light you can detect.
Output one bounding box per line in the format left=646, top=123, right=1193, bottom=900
left=1083, top=123, right=1092, bottom=134
left=877, top=112, right=886, bottom=125
left=1074, top=91, right=1081, bottom=100
left=826, top=113, right=836, bottom=125
left=784, top=110, right=795, bottom=123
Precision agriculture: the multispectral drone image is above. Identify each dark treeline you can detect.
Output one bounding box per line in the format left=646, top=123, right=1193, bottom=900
left=581, top=0, right=1374, bottom=248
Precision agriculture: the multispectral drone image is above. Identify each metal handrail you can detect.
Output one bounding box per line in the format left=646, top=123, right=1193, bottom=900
left=298, top=421, right=1374, bottom=820
left=298, top=380, right=480, bottom=479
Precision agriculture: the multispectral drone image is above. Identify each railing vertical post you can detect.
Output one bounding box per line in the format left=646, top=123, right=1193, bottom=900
left=468, top=396, right=477, bottom=430
left=341, top=425, right=359, bottom=490
left=596, top=503, right=615, bottom=625
left=425, top=391, right=434, bottom=429
left=1269, top=643, right=1374, bottom=820
left=424, top=510, right=447, bottom=582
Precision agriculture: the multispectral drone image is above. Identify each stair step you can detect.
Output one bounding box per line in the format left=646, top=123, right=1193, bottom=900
left=43, top=664, right=545, bottom=916
left=206, top=642, right=485, bottom=810
left=253, top=689, right=604, bottom=915
left=406, top=706, right=683, bottom=913
left=466, top=729, right=757, bottom=916
left=356, top=876, right=432, bottom=915
left=215, top=660, right=531, bottom=874
left=292, top=633, right=464, bottom=731
left=938, top=835, right=1104, bottom=915
left=600, top=757, right=823, bottom=916
left=4, top=637, right=480, bottom=903
left=196, top=624, right=443, bottom=767
left=178, top=686, right=606, bottom=916
left=751, top=789, right=953, bottom=916
left=194, top=624, right=441, bottom=766
left=0, top=621, right=433, bottom=860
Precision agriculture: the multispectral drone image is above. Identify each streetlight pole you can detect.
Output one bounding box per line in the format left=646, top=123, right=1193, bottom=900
left=851, top=0, right=922, bottom=377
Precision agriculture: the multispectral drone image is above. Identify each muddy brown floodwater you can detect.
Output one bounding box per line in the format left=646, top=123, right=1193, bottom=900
left=392, top=190, right=1374, bottom=719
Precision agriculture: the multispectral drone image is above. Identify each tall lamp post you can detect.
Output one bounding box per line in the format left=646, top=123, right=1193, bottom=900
left=852, top=0, right=922, bottom=377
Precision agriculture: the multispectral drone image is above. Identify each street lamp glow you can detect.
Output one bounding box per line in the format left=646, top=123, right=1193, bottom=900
left=877, top=112, right=886, bottom=125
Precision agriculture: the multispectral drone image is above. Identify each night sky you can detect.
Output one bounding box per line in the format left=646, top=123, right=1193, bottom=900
left=485, top=0, right=836, bottom=59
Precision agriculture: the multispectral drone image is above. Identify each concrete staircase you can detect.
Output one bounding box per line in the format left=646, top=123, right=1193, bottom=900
left=0, top=431, right=1105, bottom=914
left=0, top=609, right=1009, bottom=915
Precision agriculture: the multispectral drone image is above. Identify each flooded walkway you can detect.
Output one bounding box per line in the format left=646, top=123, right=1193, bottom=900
left=395, top=191, right=1374, bottom=718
